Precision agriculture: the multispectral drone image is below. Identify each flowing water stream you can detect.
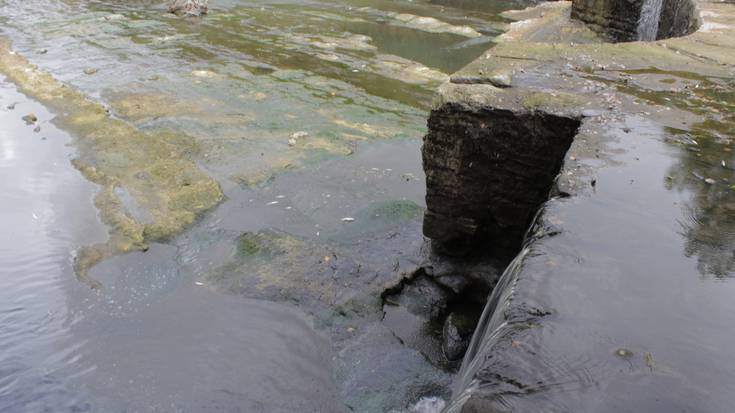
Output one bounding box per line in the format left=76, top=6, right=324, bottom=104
left=0, top=0, right=525, bottom=411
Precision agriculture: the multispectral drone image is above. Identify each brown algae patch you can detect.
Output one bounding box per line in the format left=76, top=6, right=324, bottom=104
left=0, top=40, right=223, bottom=288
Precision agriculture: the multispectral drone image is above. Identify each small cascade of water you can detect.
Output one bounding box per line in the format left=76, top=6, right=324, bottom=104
left=441, top=247, right=531, bottom=413
left=637, top=0, right=665, bottom=41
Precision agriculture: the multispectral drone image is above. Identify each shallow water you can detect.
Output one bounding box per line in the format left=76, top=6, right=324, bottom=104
left=447, top=69, right=735, bottom=412
left=0, top=0, right=524, bottom=412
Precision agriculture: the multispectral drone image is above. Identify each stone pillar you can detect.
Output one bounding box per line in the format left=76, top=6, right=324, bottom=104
left=570, top=0, right=700, bottom=41
left=422, top=87, right=580, bottom=257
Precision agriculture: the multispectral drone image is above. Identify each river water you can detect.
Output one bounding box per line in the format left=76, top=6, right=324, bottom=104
left=0, top=1, right=524, bottom=412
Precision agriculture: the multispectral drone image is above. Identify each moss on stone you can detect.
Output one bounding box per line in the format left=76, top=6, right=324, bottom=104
left=0, top=39, right=223, bottom=288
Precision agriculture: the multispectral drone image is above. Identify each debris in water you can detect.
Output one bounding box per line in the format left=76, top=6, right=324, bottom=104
left=83, top=68, right=98, bottom=75
left=194, top=281, right=204, bottom=286
left=191, top=70, right=215, bottom=78
left=705, top=178, right=716, bottom=185
left=33, top=125, right=41, bottom=133
left=615, top=348, right=634, bottom=358
left=644, top=351, right=655, bottom=372
left=288, top=131, right=308, bottom=146
left=22, top=113, right=37, bottom=124
left=267, top=201, right=279, bottom=206
left=341, top=217, right=355, bottom=222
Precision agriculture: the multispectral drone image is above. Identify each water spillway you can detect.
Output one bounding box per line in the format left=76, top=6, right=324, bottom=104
left=423, top=2, right=735, bottom=411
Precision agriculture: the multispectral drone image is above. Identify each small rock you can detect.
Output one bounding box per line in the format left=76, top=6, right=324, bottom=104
left=442, top=311, right=477, bottom=361
left=83, top=68, right=98, bottom=75
left=37, top=49, right=48, bottom=55
left=704, top=178, right=716, bottom=185
left=33, top=125, right=41, bottom=133
left=288, top=131, right=308, bottom=146
left=22, top=113, right=37, bottom=124
left=489, top=72, right=512, bottom=88
left=169, top=0, right=209, bottom=16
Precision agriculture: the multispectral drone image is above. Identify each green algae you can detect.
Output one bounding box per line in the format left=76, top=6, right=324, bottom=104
left=0, top=39, right=223, bottom=288
left=236, top=231, right=299, bottom=259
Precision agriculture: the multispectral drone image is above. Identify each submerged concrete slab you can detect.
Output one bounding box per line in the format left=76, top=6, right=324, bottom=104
left=423, top=1, right=735, bottom=411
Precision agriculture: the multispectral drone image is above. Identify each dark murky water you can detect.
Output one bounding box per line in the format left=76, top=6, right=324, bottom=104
left=0, top=0, right=522, bottom=412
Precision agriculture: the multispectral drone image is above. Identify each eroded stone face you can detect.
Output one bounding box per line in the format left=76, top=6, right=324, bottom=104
left=422, top=102, right=580, bottom=257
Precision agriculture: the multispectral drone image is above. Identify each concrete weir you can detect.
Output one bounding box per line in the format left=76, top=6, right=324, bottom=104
left=422, top=1, right=735, bottom=411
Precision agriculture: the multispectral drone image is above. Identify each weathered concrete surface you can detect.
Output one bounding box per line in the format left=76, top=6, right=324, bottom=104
left=426, top=1, right=735, bottom=411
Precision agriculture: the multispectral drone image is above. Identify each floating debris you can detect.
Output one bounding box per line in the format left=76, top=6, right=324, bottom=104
left=341, top=217, right=355, bottom=222
left=644, top=351, right=655, bottom=372
left=83, top=68, right=98, bottom=75
left=615, top=348, right=634, bottom=358
left=705, top=178, right=716, bottom=185
left=267, top=201, right=280, bottom=206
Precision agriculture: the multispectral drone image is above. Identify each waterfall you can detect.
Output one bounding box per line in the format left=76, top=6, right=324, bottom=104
left=637, top=0, right=664, bottom=41
left=441, top=247, right=531, bottom=413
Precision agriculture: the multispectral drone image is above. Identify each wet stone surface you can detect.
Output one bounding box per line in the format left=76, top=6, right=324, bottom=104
left=435, top=2, right=735, bottom=412
left=0, top=0, right=527, bottom=411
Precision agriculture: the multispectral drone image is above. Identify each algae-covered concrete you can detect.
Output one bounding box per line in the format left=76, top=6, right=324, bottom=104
left=427, top=1, right=735, bottom=411
left=0, top=40, right=223, bottom=288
